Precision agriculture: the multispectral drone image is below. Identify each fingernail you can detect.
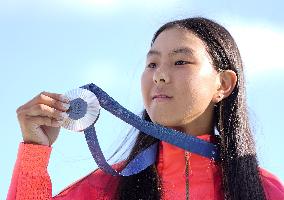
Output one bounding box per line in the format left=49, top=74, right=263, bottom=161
left=60, top=95, right=70, bottom=103
left=62, top=103, right=70, bottom=110
left=60, top=112, right=69, bottom=119
left=54, top=120, right=63, bottom=126
left=53, top=121, right=60, bottom=126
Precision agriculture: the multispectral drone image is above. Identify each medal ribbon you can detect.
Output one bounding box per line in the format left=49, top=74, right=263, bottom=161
left=67, top=83, right=220, bottom=176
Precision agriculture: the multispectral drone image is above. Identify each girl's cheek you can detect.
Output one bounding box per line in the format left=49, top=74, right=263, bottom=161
left=141, top=70, right=151, bottom=83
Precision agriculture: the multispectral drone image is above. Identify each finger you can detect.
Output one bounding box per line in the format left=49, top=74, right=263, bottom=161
left=19, top=92, right=70, bottom=112
left=25, top=104, right=68, bottom=121
left=40, top=91, right=70, bottom=103
left=36, top=93, right=70, bottom=112
left=27, top=116, right=63, bottom=127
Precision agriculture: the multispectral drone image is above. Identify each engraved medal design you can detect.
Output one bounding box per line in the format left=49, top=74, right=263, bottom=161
left=62, top=88, right=100, bottom=132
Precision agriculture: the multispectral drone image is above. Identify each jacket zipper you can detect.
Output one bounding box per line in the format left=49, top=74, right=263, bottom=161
left=184, top=151, right=190, bottom=200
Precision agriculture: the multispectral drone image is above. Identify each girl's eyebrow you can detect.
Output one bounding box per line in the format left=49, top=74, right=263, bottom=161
left=146, top=47, right=195, bottom=58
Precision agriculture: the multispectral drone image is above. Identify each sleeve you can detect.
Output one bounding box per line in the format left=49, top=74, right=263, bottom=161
left=7, top=142, right=121, bottom=200
left=7, top=142, right=53, bottom=200
left=260, top=168, right=284, bottom=200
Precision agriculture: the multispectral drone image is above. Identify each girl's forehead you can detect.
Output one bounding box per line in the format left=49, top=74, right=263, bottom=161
left=149, top=28, right=208, bottom=58
left=151, top=28, right=206, bottom=52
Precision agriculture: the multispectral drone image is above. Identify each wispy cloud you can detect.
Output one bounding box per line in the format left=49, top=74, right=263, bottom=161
left=0, top=0, right=179, bottom=17
left=228, top=23, right=284, bottom=76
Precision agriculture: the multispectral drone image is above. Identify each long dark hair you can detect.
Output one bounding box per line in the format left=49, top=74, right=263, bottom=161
left=115, top=17, right=267, bottom=200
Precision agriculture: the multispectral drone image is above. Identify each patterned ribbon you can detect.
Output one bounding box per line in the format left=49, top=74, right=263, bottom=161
left=70, top=83, right=220, bottom=176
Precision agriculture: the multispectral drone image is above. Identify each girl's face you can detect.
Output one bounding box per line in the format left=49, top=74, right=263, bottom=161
left=141, top=28, right=221, bottom=135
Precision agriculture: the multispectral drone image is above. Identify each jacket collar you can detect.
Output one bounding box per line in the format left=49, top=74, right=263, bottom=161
left=156, top=134, right=223, bottom=199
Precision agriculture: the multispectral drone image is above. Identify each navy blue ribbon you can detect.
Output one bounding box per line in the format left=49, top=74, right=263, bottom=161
left=80, top=83, right=219, bottom=176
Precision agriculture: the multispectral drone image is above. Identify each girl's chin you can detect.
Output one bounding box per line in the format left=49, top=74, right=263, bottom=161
left=151, top=118, right=179, bottom=127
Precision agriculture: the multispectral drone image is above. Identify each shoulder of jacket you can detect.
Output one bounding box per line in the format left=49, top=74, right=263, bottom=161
left=259, top=167, right=284, bottom=199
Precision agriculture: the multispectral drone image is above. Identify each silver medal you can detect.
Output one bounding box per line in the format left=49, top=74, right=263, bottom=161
left=62, top=88, right=100, bottom=132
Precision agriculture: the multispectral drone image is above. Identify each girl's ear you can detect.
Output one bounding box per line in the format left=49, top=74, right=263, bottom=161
left=212, top=70, right=237, bottom=103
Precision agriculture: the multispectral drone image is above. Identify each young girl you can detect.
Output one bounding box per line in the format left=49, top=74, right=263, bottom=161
left=7, top=17, right=284, bottom=200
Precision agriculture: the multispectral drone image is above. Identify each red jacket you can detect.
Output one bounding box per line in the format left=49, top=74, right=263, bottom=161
left=7, top=134, right=284, bottom=199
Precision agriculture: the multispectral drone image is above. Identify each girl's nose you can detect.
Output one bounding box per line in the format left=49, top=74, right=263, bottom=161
left=153, top=68, right=170, bottom=84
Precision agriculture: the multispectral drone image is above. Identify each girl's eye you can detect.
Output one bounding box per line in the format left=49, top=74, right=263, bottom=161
left=175, top=60, right=190, bottom=65
left=147, top=63, right=157, bottom=68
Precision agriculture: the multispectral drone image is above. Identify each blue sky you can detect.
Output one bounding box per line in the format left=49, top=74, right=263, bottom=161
left=1, top=0, right=283, bottom=198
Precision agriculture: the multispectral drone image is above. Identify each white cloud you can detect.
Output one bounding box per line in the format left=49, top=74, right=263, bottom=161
left=57, top=0, right=178, bottom=11
left=227, top=24, right=284, bottom=76
left=58, top=0, right=122, bottom=14
left=0, top=0, right=179, bottom=16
